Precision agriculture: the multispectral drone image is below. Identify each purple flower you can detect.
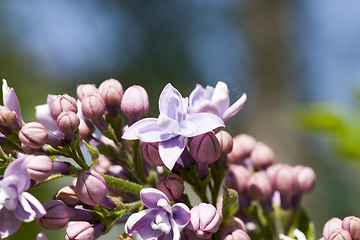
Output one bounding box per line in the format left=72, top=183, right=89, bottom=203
left=188, top=81, right=247, bottom=122
left=122, top=83, right=224, bottom=170
left=0, top=159, right=46, bottom=238
left=125, top=188, right=190, bottom=240
left=2, top=79, right=23, bottom=123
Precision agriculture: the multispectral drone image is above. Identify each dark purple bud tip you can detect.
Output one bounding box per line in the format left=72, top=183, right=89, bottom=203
left=75, top=170, right=107, bottom=206
left=19, top=122, right=48, bottom=149
left=50, top=94, right=78, bottom=120
left=37, top=200, right=70, bottom=230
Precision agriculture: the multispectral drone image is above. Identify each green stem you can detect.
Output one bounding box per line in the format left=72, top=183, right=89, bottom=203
left=101, top=174, right=147, bottom=195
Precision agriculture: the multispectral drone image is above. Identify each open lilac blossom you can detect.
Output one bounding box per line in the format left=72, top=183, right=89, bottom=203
left=2, top=79, right=23, bottom=123
left=0, top=159, right=46, bottom=238
left=125, top=188, right=190, bottom=240
left=188, top=81, right=247, bottom=122
left=122, top=83, right=225, bottom=170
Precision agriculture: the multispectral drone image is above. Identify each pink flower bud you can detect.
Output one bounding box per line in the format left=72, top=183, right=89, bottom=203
left=328, top=228, right=352, bottom=240
left=180, top=227, right=203, bottom=240
left=37, top=200, right=70, bottom=230
left=220, top=216, right=247, bottom=237
left=76, top=84, right=99, bottom=101
left=121, top=85, right=149, bottom=125
left=81, top=94, right=106, bottom=119
left=75, top=170, right=107, bottom=206
left=294, top=165, right=316, bottom=194
left=271, top=164, right=298, bottom=196
left=140, top=141, right=164, bottom=166
left=215, top=130, right=233, bottom=155
left=342, top=216, right=360, bottom=240
left=227, top=134, right=256, bottom=164
left=156, top=173, right=184, bottom=201
left=25, top=153, right=53, bottom=181
left=50, top=94, right=77, bottom=120
left=188, top=203, right=221, bottom=239
left=250, top=142, right=274, bottom=170
left=78, top=119, right=95, bottom=141
left=19, top=122, right=48, bottom=149
left=57, top=111, right=80, bottom=133
left=65, top=221, right=95, bottom=240
left=54, top=186, right=81, bottom=207
left=246, top=172, right=273, bottom=201
left=224, top=164, right=251, bottom=193
left=221, top=229, right=251, bottom=240
left=98, top=78, right=123, bottom=106
left=0, top=105, right=17, bottom=126
left=190, top=131, right=221, bottom=164
left=323, top=218, right=343, bottom=240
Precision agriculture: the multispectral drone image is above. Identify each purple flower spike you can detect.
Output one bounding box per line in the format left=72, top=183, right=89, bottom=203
left=125, top=188, right=190, bottom=240
left=188, top=81, right=247, bottom=122
left=0, top=159, right=46, bottom=238
left=122, top=83, right=225, bottom=170
left=2, top=79, right=23, bottom=123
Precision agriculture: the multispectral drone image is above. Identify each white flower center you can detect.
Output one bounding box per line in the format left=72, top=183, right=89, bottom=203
left=151, top=210, right=171, bottom=234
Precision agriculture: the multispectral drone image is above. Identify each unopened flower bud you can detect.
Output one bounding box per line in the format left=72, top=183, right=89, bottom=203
left=227, top=134, right=256, bottom=164
left=220, top=216, right=247, bottom=236
left=140, top=141, right=164, bottom=166
left=180, top=227, right=203, bottom=240
left=98, top=78, right=123, bottom=106
left=246, top=172, right=273, bottom=201
left=271, top=164, right=298, bottom=196
left=81, top=94, right=106, bottom=119
left=342, top=216, right=360, bottom=240
left=328, top=228, right=352, bottom=240
left=65, top=221, right=95, bottom=240
left=221, top=229, right=251, bottom=240
left=75, top=170, right=107, bottom=206
left=156, top=173, right=184, bottom=201
left=78, top=119, right=95, bottom=141
left=191, top=131, right=221, bottom=164
left=224, top=164, right=251, bottom=194
left=323, top=218, right=343, bottom=240
left=121, top=85, right=149, bottom=125
left=50, top=94, right=77, bottom=120
left=76, top=84, right=99, bottom=101
left=25, top=153, right=53, bottom=181
left=0, top=105, right=17, bottom=126
left=57, top=111, right=80, bottom=134
left=294, top=165, right=316, bottom=194
left=54, top=186, right=81, bottom=207
left=250, top=142, right=274, bottom=170
left=215, top=130, right=233, bottom=155
left=37, top=200, right=70, bottom=230
left=19, top=122, right=48, bottom=149
left=188, top=203, right=221, bottom=239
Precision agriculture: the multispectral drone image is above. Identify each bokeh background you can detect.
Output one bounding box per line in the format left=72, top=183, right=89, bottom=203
left=1, top=0, right=360, bottom=239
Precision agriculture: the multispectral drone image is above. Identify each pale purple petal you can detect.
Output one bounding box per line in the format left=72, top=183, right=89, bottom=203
left=189, top=84, right=214, bottom=113
left=140, top=188, right=170, bottom=209
left=22, top=192, right=46, bottom=218
left=158, top=84, right=182, bottom=116
left=132, top=222, right=164, bottom=240
left=125, top=208, right=159, bottom=236
left=46, top=94, right=57, bottom=107
left=122, top=118, right=171, bottom=142
left=185, top=113, right=225, bottom=137
left=166, top=219, right=180, bottom=240
left=171, top=203, right=190, bottom=228
left=2, top=79, right=22, bottom=122
left=182, top=97, right=188, bottom=116
left=157, top=113, right=180, bottom=134
left=196, top=100, right=220, bottom=116
left=222, top=93, right=247, bottom=122
left=76, top=99, right=85, bottom=119
left=0, top=207, right=22, bottom=239
left=178, top=120, right=197, bottom=137
left=4, top=159, right=30, bottom=192
left=35, top=104, right=59, bottom=131
left=14, top=194, right=36, bottom=222
left=211, top=81, right=230, bottom=117
left=159, top=137, right=186, bottom=170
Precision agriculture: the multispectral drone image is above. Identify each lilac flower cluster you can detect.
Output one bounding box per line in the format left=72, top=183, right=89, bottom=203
left=0, top=78, right=352, bottom=240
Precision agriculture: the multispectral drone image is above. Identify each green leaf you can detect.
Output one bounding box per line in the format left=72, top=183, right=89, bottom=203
left=222, top=187, right=238, bottom=219
left=288, top=207, right=315, bottom=240
left=83, top=140, right=100, bottom=170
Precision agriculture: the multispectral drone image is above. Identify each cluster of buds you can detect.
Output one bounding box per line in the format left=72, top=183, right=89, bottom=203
left=0, top=78, right=334, bottom=240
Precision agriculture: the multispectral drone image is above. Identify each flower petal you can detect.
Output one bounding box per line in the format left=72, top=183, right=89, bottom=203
left=2, top=79, right=22, bottom=122
left=185, top=113, right=225, bottom=137
left=196, top=100, right=220, bottom=116
left=211, top=81, right=230, bottom=117
left=4, top=159, right=30, bottom=192
left=159, top=84, right=183, bottom=115
left=140, top=188, right=170, bottom=209
left=189, top=84, right=214, bottom=113
left=159, top=137, right=186, bottom=170
left=125, top=208, right=160, bottom=237
left=157, top=113, right=180, bottom=134
left=222, top=93, right=247, bottom=122
left=22, top=192, right=46, bottom=218
left=171, top=203, right=190, bottom=228
left=14, top=194, right=37, bottom=222
left=0, top=207, right=22, bottom=239
left=35, top=104, right=59, bottom=131
left=178, top=120, right=197, bottom=137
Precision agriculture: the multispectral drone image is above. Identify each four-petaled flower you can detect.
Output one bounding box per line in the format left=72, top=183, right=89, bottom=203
left=188, top=81, right=247, bottom=122
left=0, top=158, right=46, bottom=238
left=122, top=83, right=225, bottom=170
left=125, top=188, right=190, bottom=240
left=2, top=79, right=23, bottom=123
